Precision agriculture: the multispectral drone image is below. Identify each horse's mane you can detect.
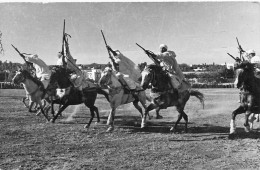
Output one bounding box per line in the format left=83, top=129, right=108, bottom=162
left=146, top=64, right=171, bottom=90
left=49, top=66, right=74, bottom=88
left=50, top=66, right=74, bottom=79
left=236, top=61, right=255, bottom=72
left=147, top=64, right=165, bottom=74
left=21, top=69, right=42, bottom=86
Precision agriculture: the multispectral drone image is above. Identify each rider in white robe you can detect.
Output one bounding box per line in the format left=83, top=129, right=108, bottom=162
left=25, top=54, right=51, bottom=89
left=155, top=44, right=189, bottom=92
left=107, top=45, right=140, bottom=92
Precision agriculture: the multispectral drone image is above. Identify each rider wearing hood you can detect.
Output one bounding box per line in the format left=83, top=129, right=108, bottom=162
left=106, top=45, right=139, bottom=93
left=56, top=51, right=89, bottom=101
left=25, top=54, right=51, bottom=90
left=155, top=44, right=185, bottom=90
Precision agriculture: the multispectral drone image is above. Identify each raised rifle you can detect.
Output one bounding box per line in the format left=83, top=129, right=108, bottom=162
left=236, top=37, right=245, bottom=61
left=227, top=53, right=241, bottom=63
left=136, top=43, right=160, bottom=66
left=101, top=30, right=118, bottom=71
left=61, top=19, right=65, bottom=56
left=101, top=30, right=113, bottom=60
left=11, top=44, right=31, bottom=67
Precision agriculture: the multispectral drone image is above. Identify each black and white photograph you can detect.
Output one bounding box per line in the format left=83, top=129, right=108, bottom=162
left=0, top=1, right=260, bottom=169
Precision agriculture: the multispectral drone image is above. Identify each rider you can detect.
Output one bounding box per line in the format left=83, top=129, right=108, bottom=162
left=243, top=49, right=260, bottom=122
left=24, top=54, right=51, bottom=91
left=106, top=45, right=139, bottom=93
left=154, top=44, right=185, bottom=91
left=56, top=51, right=87, bottom=101
left=57, top=51, right=67, bottom=68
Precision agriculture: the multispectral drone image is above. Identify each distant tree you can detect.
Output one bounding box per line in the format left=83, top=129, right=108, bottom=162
left=179, top=63, right=192, bottom=72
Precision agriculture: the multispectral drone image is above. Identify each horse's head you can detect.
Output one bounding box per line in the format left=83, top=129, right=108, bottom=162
left=234, top=61, right=255, bottom=89
left=141, top=64, right=166, bottom=90
left=49, top=66, right=72, bottom=89
left=98, top=67, right=113, bottom=87
left=12, top=68, right=29, bottom=84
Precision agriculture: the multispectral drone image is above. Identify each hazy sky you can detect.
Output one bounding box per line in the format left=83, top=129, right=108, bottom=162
left=0, top=2, right=259, bottom=65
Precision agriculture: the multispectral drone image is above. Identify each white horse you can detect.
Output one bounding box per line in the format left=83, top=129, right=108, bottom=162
left=12, top=68, right=50, bottom=120
left=99, top=67, right=148, bottom=132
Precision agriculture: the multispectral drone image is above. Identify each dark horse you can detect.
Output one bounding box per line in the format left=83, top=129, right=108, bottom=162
left=47, top=66, right=110, bottom=129
left=140, top=64, right=204, bottom=133
left=230, top=61, right=260, bottom=135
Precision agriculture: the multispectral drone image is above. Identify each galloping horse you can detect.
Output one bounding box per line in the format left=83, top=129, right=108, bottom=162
left=140, top=64, right=204, bottom=133
left=12, top=68, right=50, bottom=120
left=47, top=66, right=110, bottom=129
left=98, top=67, right=148, bottom=132
left=230, top=61, right=260, bottom=135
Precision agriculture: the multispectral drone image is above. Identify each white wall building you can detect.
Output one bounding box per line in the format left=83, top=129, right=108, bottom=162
left=82, top=67, right=102, bottom=82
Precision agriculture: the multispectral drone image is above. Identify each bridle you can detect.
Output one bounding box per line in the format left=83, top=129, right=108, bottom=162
left=14, top=71, right=26, bottom=84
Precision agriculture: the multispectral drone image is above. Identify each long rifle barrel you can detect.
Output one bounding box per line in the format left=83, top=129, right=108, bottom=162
left=136, top=43, right=146, bottom=51
left=11, top=44, right=30, bottom=67
left=227, top=53, right=236, bottom=60
left=61, top=19, right=66, bottom=55
left=101, top=30, right=112, bottom=59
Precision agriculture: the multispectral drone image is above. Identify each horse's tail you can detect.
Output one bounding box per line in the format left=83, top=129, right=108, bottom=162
left=190, top=90, right=205, bottom=109
left=96, top=87, right=110, bottom=102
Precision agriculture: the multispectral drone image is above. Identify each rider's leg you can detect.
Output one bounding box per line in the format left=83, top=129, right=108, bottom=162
left=117, top=75, right=131, bottom=93
left=79, top=86, right=86, bottom=101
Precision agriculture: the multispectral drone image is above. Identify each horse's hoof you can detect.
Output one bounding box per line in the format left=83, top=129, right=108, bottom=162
left=106, top=126, right=114, bottom=132
left=49, top=118, right=55, bottom=123
left=84, top=125, right=90, bottom=129
left=228, top=133, right=236, bottom=140
left=141, top=123, right=146, bottom=128
left=36, top=111, right=41, bottom=116
left=244, top=125, right=250, bottom=133
left=95, top=122, right=102, bottom=125
left=170, top=127, right=176, bottom=133
left=156, top=115, right=163, bottom=119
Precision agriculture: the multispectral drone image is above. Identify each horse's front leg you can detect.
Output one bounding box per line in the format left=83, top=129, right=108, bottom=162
left=170, top=107, right=186, bottom=133
left=133, top=100, right=144, bottom=126
left=230, top=106, right=245, bottom=134
left=38, top=101, right=49, bottom=121
left=84, top=105, right=100, bottom=129
left=28, top=101, right=37, bottom=113
left=106, top=108, right=116, bottom=132
left=244, top=110, right=252, bottom=132
left=50, top=104, right=68, bottom=123
left=22, top=97, right=29, bottom=108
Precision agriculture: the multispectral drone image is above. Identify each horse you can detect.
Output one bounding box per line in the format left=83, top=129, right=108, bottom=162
left=12, top=68, right=50, bottom=120
left=47, top=66, right=110, bottom=129
left=230, top=61, right=260, bottom=135
left=98, top=67, right=148, bottom=132
left=140, top=64, right=204, bottom=133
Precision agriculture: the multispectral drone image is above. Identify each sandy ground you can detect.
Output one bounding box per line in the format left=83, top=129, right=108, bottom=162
left=0, top=88, right=260, bottom=170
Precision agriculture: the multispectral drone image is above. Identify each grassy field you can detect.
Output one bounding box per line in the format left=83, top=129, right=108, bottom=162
left=1, top=88, right=260, bottom=170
